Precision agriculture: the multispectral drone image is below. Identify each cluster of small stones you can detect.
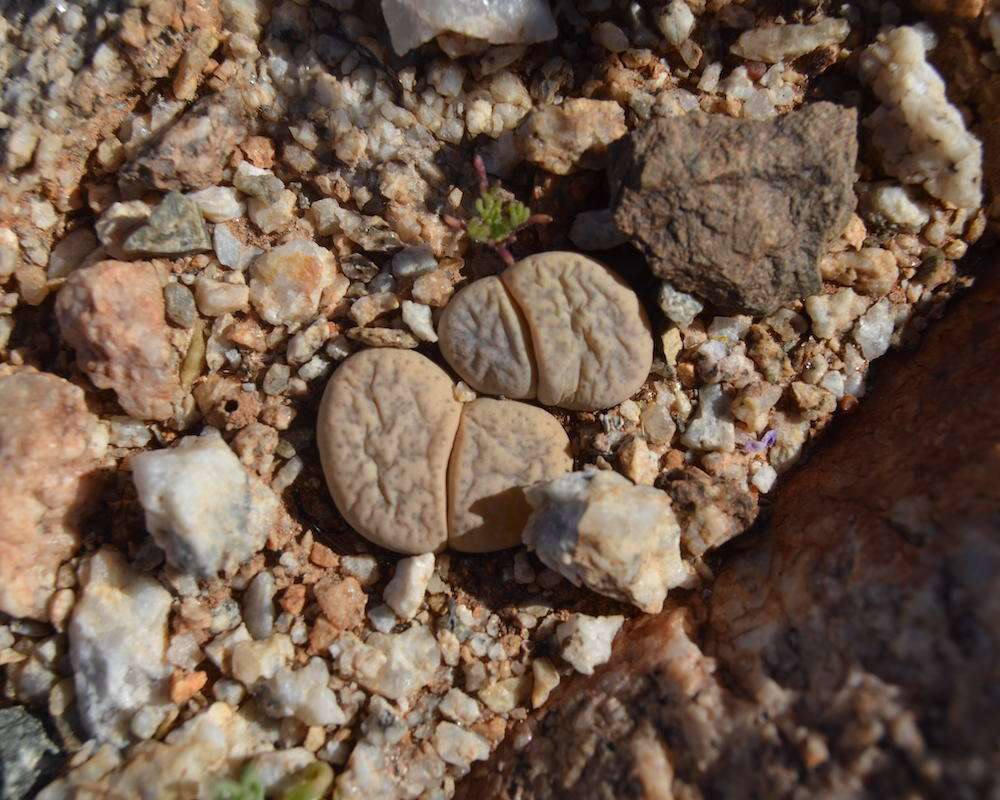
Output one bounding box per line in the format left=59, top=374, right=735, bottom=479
left=0, top=1, right=994, bottom=799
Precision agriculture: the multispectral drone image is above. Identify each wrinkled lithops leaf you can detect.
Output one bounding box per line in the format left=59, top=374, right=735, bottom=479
left=447, top=398, right=571, bottom=552
left=501, top=252, right=653, bottom=411
left=438, top=276, right=537, bottom=400
left=317, top=349, right=461, bottom=554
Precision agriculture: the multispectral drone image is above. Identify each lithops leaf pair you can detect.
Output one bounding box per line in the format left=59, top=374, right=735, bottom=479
left=439, top=252, right=654, bottom=411
left=317, top=349, right=571, bottom=554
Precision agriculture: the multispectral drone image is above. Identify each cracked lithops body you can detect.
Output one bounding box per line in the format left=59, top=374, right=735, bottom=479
left=439, top=252, right=653, bottom=411
left=317, top=350, right=571, bottom=553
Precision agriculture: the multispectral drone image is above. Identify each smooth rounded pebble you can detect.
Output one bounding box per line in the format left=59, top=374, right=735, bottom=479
left=318, top=353, right=572, bottom=554
left=317, top=349, right=462, bottom=554
left=447, top=399, right=572, bottom=553
left=437, top=276, right=537, bottom=400
left=438, top=253, right=653, bottom=411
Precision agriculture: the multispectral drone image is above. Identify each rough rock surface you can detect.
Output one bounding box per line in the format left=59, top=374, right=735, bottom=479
left=131, top=431, right=279, bottom=578
left=249, top=240, right=338, bottom=326
left=69, top=549, right=173, bottom=746
left=101, top=703, right=269, bottom=800
left=0, top=707, right=62, bottom=800
left=448, top=399, right=572, bottom=552
left=611, top=103, right=858, bottom=315
left=122, top=191, right=211, bottom=256
left=337, top=625, right=441, bottom=701
left=0, top=371, right=107, bottom=620
left=457, top=267, right=1000, bottom=799
left=523, top=471, right=689, bottom=613
left=118, top=91, right=248, bottom=194
left=859, top=26, right=983, bottom=210
left=516, top=99, right=627, bottom=175
left=381, top=0, right=557, bottom=56
left=318, top=349, right=462, bottom=554
left=731, top=18, right=850, bottom=63
left=56, top=260, right=180, bottom=420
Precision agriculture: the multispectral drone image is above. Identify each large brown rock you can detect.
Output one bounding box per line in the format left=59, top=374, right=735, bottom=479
left=0, top=372, right=107, bottom=620
left=457, top=265, right=1000, bottom=798
left=611, top=103, right=858, bottom=315
left=56, top=260, right=181, bottom=421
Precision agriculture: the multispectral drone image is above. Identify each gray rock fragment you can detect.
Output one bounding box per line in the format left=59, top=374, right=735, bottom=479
left=164, top=283, right=197, bottom=328
left=123, top=192, right=211, bottom=256
left=0, top=707, right=62, bottom=800
left=611, top=103, right=858, bottom=315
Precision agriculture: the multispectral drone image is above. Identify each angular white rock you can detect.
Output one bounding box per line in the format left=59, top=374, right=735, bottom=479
left=680, top=384, right=736, bottom=453
left=853, top=297, right=894, bottom=360
left=231, top=634, right=294, bottom=686
left=438, top=688, right=480, bottom=725
left=859, top=26, right=982, bottom=209
left=69, top=549, right=172, bottom=746
left=805, top=287, right=868, bottom=339
left=523, top=471, right=689, bottom=613
left=658, top=282, right=703, bottom=328
left=383, top=554, right=435, bottom=620
left=188, top=187, right=244, bottom=222
left=336, top=625, right=440, bottom=701
left=257, top=657, right=347, bottom=727
left=868, top=184, right=930, bottom=230
left=656, top=0, right=695, bottom=47
left=131, top=430, right=279, bottom=578
left=432, top=722, right=490, bottom=768
left=381, top=0, right=557, bottom=56
left=731, top=18, right=849, bottom=63
left=556, top=613, right=624, bottom=675
left=213, top=224, right=261, bottom=271
left=401, top=300, right=438, bottom=342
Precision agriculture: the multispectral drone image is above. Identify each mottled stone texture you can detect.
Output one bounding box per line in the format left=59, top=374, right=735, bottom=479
left=118, top=91, right=247, bottom=195
left=457, top=266, right=1000, bottom=799
left=611, top=103, right=858, bottom=315
left=0, top=372, right=107, bottom=620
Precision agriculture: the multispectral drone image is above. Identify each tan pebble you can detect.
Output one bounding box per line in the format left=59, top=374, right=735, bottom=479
left=345, top=327, right=419, bottom=348
left=170, top=670, right=208, bottom=704
left=448, top=399, right=572, bottom=552
left=279, top=584, right=306, bottom=616
left=531, top=658, right=560, bottom=708
left=308, top=617, right=339, bottom=654
left=309, top=542, right=339, bottom=569
left=617, top=436, right=660, bottom=486
left=48, top=588, right=75, bottom=632
left=314, top=576, right=367, bottom=630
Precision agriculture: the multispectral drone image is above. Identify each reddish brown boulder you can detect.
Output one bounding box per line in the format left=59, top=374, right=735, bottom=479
left=458, top=264, right=1000, bottom=798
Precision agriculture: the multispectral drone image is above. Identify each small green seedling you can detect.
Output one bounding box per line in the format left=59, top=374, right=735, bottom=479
left=445, top=155, right=551, bottom=266
left=214, top=766, right=264, bottom=800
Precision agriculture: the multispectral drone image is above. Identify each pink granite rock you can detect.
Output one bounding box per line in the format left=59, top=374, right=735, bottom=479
left=0, top=372, right=107, bottom=620
left=57, top=260, right=181, bottom=421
